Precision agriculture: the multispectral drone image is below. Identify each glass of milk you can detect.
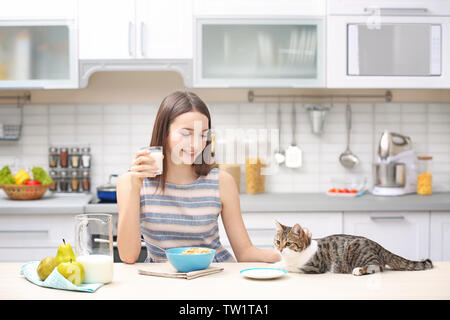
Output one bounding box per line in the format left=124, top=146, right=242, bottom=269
left=140, top=146, right=163, bottom=175
left=75, top=213, right=114, bottom=284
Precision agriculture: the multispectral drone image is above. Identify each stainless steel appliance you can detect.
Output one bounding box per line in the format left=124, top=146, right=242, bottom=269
left=372, top=131, right=417, bottom=196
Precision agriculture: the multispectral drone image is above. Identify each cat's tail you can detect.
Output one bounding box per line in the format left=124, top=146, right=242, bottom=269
left=383, top=250, right=433, bottom=271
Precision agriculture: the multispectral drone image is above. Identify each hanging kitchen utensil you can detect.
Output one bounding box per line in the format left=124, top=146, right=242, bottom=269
left=307, top=104, right=329, bottom=135
left=285, top=99, right=302, bottom=168
left=274, top=96, right=285, bottom=165
left=339, top=99, right=360, bottom=169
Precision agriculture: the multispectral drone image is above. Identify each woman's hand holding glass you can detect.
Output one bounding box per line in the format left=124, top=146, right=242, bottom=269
left=128, top=147, right=163, bottom=181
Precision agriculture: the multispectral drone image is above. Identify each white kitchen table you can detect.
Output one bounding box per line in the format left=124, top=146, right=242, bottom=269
left=1, top=262, right=450, bottom=300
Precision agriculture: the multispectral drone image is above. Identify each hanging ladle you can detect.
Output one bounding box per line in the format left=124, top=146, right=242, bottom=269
left=339, top=98, right=360, bottom=169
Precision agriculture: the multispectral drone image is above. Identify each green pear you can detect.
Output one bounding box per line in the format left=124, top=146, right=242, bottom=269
left=37, top=256, right=57, bottom=281
left=57, top=259, right=85, bottom=286
left=55, top=239, right=76, bottom=266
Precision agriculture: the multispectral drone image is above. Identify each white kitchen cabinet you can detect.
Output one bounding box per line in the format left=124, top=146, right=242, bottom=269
left=218, top=212, right=342, bottom=256
left=194, top=18, right=325, bottom=88
left=343, top=212, right=430, bottom=261
left=78, top=0, right=136, bottom=59
left=0, top=20, right=78, bottom=89
left=0, top=0, right=77, bottom=20
left=78, top=0, right=193, bottom=60
left=193, top=0, right=326, bottom=16
left=0, top=214, right=77, bottom=262
left=137, top=0, right=193, bottom=59
left=430, top=212, right=450, bottom=261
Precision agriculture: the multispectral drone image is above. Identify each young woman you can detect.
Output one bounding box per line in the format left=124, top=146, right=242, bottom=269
left=117, top=90, right=281, bottom=264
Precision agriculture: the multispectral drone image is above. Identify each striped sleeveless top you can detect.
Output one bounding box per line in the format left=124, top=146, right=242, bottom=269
left=139, top=167, right=235, bottom=263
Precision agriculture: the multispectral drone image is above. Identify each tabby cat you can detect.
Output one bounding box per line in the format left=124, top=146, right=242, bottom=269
left=272, top=221, right=433, bottom=276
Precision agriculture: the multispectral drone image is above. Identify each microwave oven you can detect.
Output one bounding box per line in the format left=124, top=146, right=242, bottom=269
left=327, top=3, right=450, bottom=88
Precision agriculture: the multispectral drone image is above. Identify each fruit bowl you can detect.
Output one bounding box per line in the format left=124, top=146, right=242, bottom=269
left=0, top=184, right=50, bottom=200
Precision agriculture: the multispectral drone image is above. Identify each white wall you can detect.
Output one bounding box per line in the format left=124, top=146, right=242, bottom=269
left=1, top=101, right=449, bottom=193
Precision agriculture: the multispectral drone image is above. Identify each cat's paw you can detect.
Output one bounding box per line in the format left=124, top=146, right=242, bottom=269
left=270, top=261, right=286, bottom=269
left=352, top=267, right=366, bottom=276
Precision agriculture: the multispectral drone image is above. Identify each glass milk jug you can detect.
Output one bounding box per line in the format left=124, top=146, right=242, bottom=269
left=75, top=213, right=114, bottom=284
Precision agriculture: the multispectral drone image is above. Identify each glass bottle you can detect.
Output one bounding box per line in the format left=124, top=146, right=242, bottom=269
left=70, top=147, right=81, bottom=168
left=60, top=148, right=69, bottom=168
left=81, top=170, right=90, bottom=192
left=417, top=156, right=433, bottom=195
left=81, top=147, right=91, bottom=168
left=48, top=147, right=59, bottom=168
left=71, top=170, right=80, bottom=192
left=59, top=170, right=69, bottom=192
left=49, top=169, right=58, bottom=191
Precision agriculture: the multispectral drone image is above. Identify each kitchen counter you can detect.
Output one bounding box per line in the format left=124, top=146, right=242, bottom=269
left=1, top=262, right=449, bottom=300
left=0, top=192, right=93, bottom=214
left=1, top=192, right=449, bottom=215
left=85, top=192, right=450, bottom=214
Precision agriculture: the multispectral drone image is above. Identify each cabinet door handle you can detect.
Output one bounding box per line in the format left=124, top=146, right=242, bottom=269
left=0, top=230, right=49, bottom=234
left=128, top=21, right=135, bottom=57
left=364, top=7, right=428, bottom=15
left=370, top=216, right=405, bottom=221
left=140, top=22, right=147, bottom=57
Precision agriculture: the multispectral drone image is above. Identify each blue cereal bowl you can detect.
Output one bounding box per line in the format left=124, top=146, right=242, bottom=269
left=165, top=247, right=216, bottom=273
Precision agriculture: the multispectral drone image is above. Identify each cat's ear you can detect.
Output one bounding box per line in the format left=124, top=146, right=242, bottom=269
left=275, top=220, right=286, bottom=231
left=303, top=228, right=312, bottom=239
left=291, top=224, right=303, bottom=236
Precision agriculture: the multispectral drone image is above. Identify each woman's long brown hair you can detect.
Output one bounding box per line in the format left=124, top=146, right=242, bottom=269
left=149, top=90, right=216, bottom=193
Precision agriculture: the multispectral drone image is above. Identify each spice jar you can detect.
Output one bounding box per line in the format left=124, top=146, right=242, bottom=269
left=70, top=170, right=80, bottom=192
left=70, top=147, right=81, bottom=168
left=60, top=148, right=69, bottom=168
left=245, top=157, right=266, bottom=194
left=48, top=147, right=59, bottom=168
left=81, top=147, right=91, bottom=168
left=49, top=169, right=58, bottom=191
left=59, top=170, right=69, bottom=192
left=81, top=170, right=90, bottom=192
left=417, top=156, right=433, bottom=195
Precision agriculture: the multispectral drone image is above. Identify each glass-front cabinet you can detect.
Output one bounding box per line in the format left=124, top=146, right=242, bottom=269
left=194, top=18, right=325, bottom=87
left=0, top=20, right=78, bottom=89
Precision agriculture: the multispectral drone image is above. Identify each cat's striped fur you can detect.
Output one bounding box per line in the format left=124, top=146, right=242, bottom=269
left=272, top=221, right=433, bottom=276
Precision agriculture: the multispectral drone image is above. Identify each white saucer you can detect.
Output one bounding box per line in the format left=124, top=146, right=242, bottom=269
left=240, top=268, right=288, bottom=280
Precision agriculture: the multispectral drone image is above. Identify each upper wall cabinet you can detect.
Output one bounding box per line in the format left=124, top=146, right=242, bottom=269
left=0, top=0, right=78, bottom=89
left=194, top=18, right=325, bottom=88
left=327, top=0, right=450, bottom=88
left=193, top=0, right=326, bottom=16
left=0, top=0, right=77, bottom=20
left=78, top=0, right=193, bottom=60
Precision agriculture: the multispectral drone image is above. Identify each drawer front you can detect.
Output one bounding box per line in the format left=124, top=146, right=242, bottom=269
left=343, top=212, right=430, bottom=261
left=0, top=247, right=58, bottom=262
left=218, top=212, right=343, bottom=250
left=430, top=212, right=450, bottom=261
left=0, top=215, right=76, bottom=249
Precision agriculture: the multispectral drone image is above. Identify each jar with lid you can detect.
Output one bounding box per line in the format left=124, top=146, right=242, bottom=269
left=417, top=156, right=433, bottom=195
left=70, top=170, right=80, bottom=192
left=49, top=169, right=58, bottom=191
left=48, top=147, right=59, bottom=168
left=59, top=148, right=69, bottom=168
left=59, top=170, right=69, bottom=192
left=81, top=147, right=91, bottom=168
left=81, top=170, right=90, bottom=192
left=70, top=147, right=81, bottom=168
left=245, top=157, right=267, bottom=194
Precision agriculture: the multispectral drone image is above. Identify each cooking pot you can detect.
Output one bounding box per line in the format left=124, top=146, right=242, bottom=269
left=97, top=174, right=118, bottom=202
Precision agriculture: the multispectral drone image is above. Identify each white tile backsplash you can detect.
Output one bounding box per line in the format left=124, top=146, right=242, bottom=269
left=1, top=102, right=450, bottom=193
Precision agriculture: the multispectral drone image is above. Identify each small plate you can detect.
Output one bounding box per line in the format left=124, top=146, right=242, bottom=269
left=240, top=268, right=287, bottom=280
